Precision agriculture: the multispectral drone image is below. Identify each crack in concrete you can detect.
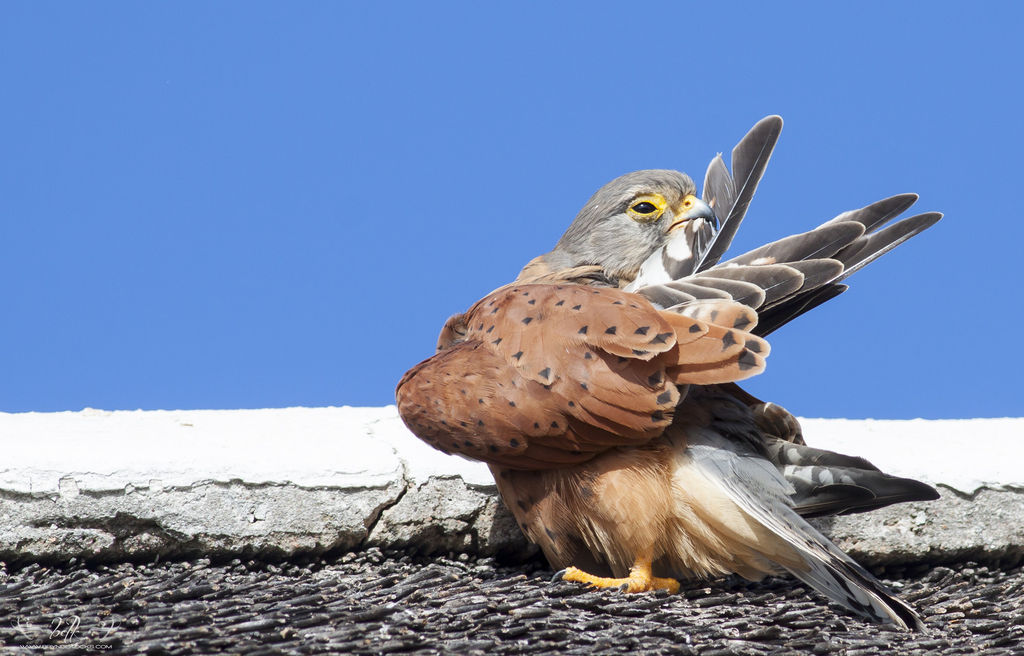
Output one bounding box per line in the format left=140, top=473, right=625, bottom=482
left=360, top=417, right=414, bottom=545
left=936, top=483, right=1024, bottom=501
left=30, top=513, right=179, bottom=535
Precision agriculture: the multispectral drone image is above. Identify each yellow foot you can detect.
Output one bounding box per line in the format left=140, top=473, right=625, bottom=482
left=554, top=558, right=680, bottom=594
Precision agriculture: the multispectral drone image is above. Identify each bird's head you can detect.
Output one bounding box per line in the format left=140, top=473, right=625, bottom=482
left=544, top=169, right=717, bottom=282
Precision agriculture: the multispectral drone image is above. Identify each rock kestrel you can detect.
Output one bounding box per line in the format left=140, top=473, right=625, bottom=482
left=396, top=116, right=940, bottom=629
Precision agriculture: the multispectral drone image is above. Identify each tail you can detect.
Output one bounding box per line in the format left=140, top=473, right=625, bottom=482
left=684, top=429, right=926, bottom=629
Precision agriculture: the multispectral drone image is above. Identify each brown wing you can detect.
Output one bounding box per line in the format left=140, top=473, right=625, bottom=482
left=396, top=283, right=768, bottom=469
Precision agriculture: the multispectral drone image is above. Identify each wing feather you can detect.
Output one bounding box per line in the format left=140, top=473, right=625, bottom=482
left=697, top=115, right=784, bottom=271
left=834, top=212, right=942, bottom=279
left=397, top=283, right=774, bottom=469
left=637, top=188, right=939, bottom=336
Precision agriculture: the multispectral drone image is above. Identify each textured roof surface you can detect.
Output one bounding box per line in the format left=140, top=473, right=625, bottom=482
left=2, top=550, right=1022, bottom=655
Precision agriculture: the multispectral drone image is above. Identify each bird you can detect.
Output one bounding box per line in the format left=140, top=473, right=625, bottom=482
left=396, top=116, right=941, bottom=630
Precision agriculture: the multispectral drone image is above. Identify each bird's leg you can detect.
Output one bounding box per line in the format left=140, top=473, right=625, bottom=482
left=556, top=554, right=680, bottom=594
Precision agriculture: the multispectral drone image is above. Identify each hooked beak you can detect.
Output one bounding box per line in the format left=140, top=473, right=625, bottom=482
left=667, top=194, right=717, bottom=234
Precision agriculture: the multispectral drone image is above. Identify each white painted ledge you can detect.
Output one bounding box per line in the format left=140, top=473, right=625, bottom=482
left=0, top=407, right=1021, bottom=565
left=797, top=417, right=1024, bottom=495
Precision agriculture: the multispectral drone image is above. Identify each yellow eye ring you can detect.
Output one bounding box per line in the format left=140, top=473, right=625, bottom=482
left=626, top=194, right=667, bottom=223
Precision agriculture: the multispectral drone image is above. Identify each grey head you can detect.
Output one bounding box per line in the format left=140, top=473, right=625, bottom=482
left=540, top=169, right=716, bottom=282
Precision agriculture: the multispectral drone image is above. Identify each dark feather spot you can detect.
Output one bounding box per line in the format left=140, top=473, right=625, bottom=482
left=745, top=339, right=762, bottom=353
left=517, top=500, right=528, bottom=510
left=572, top=304, right=582, bottom=311
left=550, top=421, right=559, bottom=428
left=632, top=349, right=648, bottom=356
left=463, top=440, right=473, bottom=447
left=567, top=400, right=575, bottom=407
left=648, top=371, right=663, bottom=385
left=538, top=367, right=551, bottom=379
left=522, top=317, right=533, bottom=325
left=555, top=300, right=565, bottom=307
left=722, top=331, right=737, bottom=350
left=613, top=300, right=623, bottom=305
left=512, top=351, right=524, bottom=360
left=605, top=326, right=617, bottom=335
left=492, top=337, right=502, bottom=345
left=522, top=291, right=529, bottom=296
left=489, top=445, right=498, bottom=452
left=441, top=420, right=448, bottom=426
left=734, top=315, right=751, bottom=329
left=617, top=356, right=628, bottom=363
left=533, top=422, right=540, bottom=429
left=710, top=309, right=719, bottom=321
left=477, top=323, right=484, bottom=330
left=478, top=398, right=484, bottom=404
left=651, top=411, right=665, bottom=422
left=460, top=421, right=468, bottom=427
left=491, top=307, right=499, bottom=314
left=580, top=382, right=588, bottom=390
left=689, top=324, right=702, bottom=333
left=656, top=390, right=673, bottom=404
left=738, top=350, right=759, bottom=371
left=583, top=352, right=593, bottom=360
left=528, top=299, right=536, bottom=305
left=578, top=325, right=589, bottom=334
left=508, top=401, right=516, bottom=407
left=509, top=438, right=519, bottom=447
left=545, top=527, right=557, bottom=541
left=651, top=332, right=672, bottom=344
left=477, top=419, right=485, bottom=426
left=486, top=325, right=494, bottom=333
left=580, top=486, right=594, bottom=498
left=634, top=326, right=650, bottom=335
left=570, top=449, right=582, bottom=456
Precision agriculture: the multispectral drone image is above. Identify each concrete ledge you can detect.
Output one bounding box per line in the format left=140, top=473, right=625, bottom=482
left=1, top=407, right=1021, bottom=566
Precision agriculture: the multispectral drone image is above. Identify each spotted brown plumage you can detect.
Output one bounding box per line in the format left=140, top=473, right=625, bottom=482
left=398, top=284, right=768, bottom=470
left=395, top=116, right=941, bottom=629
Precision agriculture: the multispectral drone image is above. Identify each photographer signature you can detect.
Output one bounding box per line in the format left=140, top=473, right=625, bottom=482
left=11, top=614, right=120, bottom=645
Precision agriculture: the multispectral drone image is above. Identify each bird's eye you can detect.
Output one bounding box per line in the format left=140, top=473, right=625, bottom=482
left=626, top=194, right=667, bottom=222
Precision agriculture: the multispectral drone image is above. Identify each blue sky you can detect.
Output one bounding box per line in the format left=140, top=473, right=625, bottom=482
left=1, top=3, right=1021, bottom=418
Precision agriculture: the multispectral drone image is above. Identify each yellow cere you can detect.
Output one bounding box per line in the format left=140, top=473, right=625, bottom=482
left=678, top=194, right=697, bottom=212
